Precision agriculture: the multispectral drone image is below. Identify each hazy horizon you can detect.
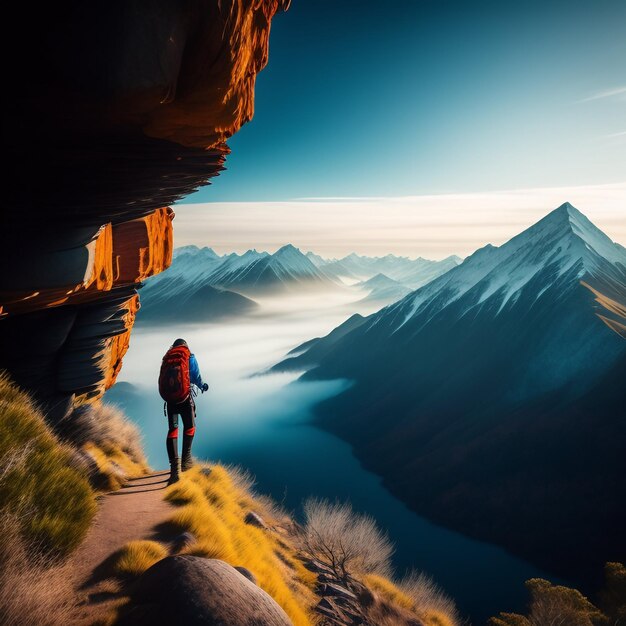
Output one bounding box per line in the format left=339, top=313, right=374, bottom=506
left=173, top=182, right=626, bottom=259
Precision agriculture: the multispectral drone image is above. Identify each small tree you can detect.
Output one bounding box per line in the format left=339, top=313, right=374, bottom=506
left=299, top=498, right=394, bottom=581
left=598, top=562, right=626, bottom=625
left=489, top=578, right=608, bottom=626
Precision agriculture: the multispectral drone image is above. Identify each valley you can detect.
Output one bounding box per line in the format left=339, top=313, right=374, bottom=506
left=109, top=288, right=557, bottom=624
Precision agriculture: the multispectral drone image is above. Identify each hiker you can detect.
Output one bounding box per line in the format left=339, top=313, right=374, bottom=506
left=158, top=338, right=209, bottom=484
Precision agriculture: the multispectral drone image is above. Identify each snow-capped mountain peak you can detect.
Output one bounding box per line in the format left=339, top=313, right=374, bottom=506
left=268, top=244, right=325, bottom=278
left=173, top=245, right=220, bottom=260
left=387, top=203, right=626, bottom=329
left=273, top=243, right=304, bottom=259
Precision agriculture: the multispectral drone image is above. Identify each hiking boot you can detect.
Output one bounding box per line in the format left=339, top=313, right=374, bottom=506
left=181, top=454, right=194, bottom=472
left=167, top=459, right=181, bottom=485
left=181, top=433, right=194, bottom=472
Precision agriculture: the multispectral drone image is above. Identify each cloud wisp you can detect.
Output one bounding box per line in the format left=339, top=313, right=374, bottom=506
left=579, top=85, right=626, bottom=103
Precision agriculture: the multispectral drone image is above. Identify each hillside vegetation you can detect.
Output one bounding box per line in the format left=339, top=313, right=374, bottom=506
left=1, top=372, right=622, bottom=626
left=0, top=372, right=97, bottom=554
left=0, top=372, right=149, bottom=554
left=0, top=373, right=150, bottom=625
left=107, top=464, right=463, bottom=626
left=163, top=465, right=317, bottom=625
left=488, top=564, right=626, bottom=626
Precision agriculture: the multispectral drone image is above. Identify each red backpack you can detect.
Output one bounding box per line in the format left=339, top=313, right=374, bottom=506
left=158, top=345, right=191, bottom=403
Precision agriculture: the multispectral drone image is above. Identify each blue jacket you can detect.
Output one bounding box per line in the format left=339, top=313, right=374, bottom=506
left=189, top=354, right=204, bottom=388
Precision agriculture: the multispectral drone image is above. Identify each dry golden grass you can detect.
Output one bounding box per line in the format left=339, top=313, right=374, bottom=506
left=82, top=438, right=148, bottom=491
left=110, top=540, right=169, bottom=577
left=364, top=571, right=461, bottom=626
left=0, top=372, right=97, bottom=554
left=59, top=401, right=148, bottom=469
left=399, top=571, right=460, bottom=626
left=0, top=512, right=81, bottom=626
left=62, top=401, right=150, bottom=488
left=164, top=464, right=317, bottom=626
left=364, top=573, right=415, bottom=609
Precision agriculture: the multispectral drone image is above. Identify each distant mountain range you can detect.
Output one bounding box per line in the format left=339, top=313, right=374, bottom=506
left=139, top=244, right=462, bottom=322
left=138, top=244, right=337, bottom=323
left=279, top=203, right=626, bottom=584
left=309, top=251, right=462, bottom=288
left=355, top=273, right=412, bottom=303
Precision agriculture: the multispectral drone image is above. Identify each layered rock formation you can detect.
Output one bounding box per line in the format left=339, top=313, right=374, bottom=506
left=1, top=0, right=288, bottom=417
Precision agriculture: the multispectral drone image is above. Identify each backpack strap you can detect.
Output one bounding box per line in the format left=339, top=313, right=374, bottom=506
left=163, top=401, right=167, bottom=417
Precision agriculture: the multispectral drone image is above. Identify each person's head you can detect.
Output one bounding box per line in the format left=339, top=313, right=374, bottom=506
left=172, top=338, right=188, bottom=348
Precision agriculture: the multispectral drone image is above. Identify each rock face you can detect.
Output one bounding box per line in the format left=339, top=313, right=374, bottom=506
left=1, top=0, right=287, bottom=417
left=119, top=556, right=293, bottom=626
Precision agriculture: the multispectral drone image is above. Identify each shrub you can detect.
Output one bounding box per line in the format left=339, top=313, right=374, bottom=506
left=299, top=498, right=394, bottom=581
left=111, top=540, right=168, bottom=577
left=489, top=578, right=608, bottom=626
left=58, top=400, right=148, bottom=469
left=598, top=562, right=626, bottom=624
left=399, top=571, right=460, bottom=626
left=0, top=372, right=97, bottom=554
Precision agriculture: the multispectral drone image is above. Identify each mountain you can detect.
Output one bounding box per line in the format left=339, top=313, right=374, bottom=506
left=138, top=278, right=257, bottom=324
left=293, top=203, right=626, bottom=584
left=390, top=254, right=462, bottom=287
left=206, top=244, right=335, bottom=295
left=137, top=246, right=257, bottom=323
left=138, top=244, right=339, bottom=321
left=316, top=253, right=461, bottom=287
left=305, top=251, right=329, bottom=267
left=271, top=313, right=367, bottom=373
left=355, top=273, right=412, bottom=303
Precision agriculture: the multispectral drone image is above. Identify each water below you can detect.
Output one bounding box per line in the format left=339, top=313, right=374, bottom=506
left=109, top=290, right=561, bottom=624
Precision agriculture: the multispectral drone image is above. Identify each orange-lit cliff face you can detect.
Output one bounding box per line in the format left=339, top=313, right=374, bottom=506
left=1, top=0, right=288, bottom=417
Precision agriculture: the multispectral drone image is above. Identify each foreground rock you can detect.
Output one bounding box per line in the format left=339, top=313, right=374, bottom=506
left=118, top=556, right=293, bottom=626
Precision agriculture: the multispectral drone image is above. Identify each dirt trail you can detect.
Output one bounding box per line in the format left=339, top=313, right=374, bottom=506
left=70, top=471, right=175, bottom=624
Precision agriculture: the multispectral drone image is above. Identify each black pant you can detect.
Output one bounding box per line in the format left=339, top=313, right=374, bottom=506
left=166, top=397, right=196, bottom=463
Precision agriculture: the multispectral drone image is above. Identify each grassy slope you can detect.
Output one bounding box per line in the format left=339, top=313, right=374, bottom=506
left=0, top=372, right=461, bottom=626
left=109, top=463, right=465, bottom=626
left=112, top=464, right=318, bottom=626
left=0, top=372, right=97, bottom=554
left=0, top=373, right=150, bottom=555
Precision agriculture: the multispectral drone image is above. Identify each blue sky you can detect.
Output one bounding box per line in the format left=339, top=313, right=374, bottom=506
left=176, top=0, right=625, bottom=256
left=182, top=0, right=625, bottom=202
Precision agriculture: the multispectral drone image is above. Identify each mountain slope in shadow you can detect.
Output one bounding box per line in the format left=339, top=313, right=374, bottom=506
left=139, top=275, right=258, bottom=324
left=293, top=203, right=626, bottom=585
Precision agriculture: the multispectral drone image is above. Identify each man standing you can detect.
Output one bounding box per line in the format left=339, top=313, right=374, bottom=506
left=158, top=338, right=208, bottom=484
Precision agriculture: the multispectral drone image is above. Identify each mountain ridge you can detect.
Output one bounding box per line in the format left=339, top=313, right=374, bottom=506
left=288, top=204, right=626, bottom=584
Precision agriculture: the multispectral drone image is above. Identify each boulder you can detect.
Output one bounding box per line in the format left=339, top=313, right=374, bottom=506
left=244, top=511, right=268, bottom=529
left=121, top=556, right=293, bottom=626
left=317, top=582, right=357, bottom=602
